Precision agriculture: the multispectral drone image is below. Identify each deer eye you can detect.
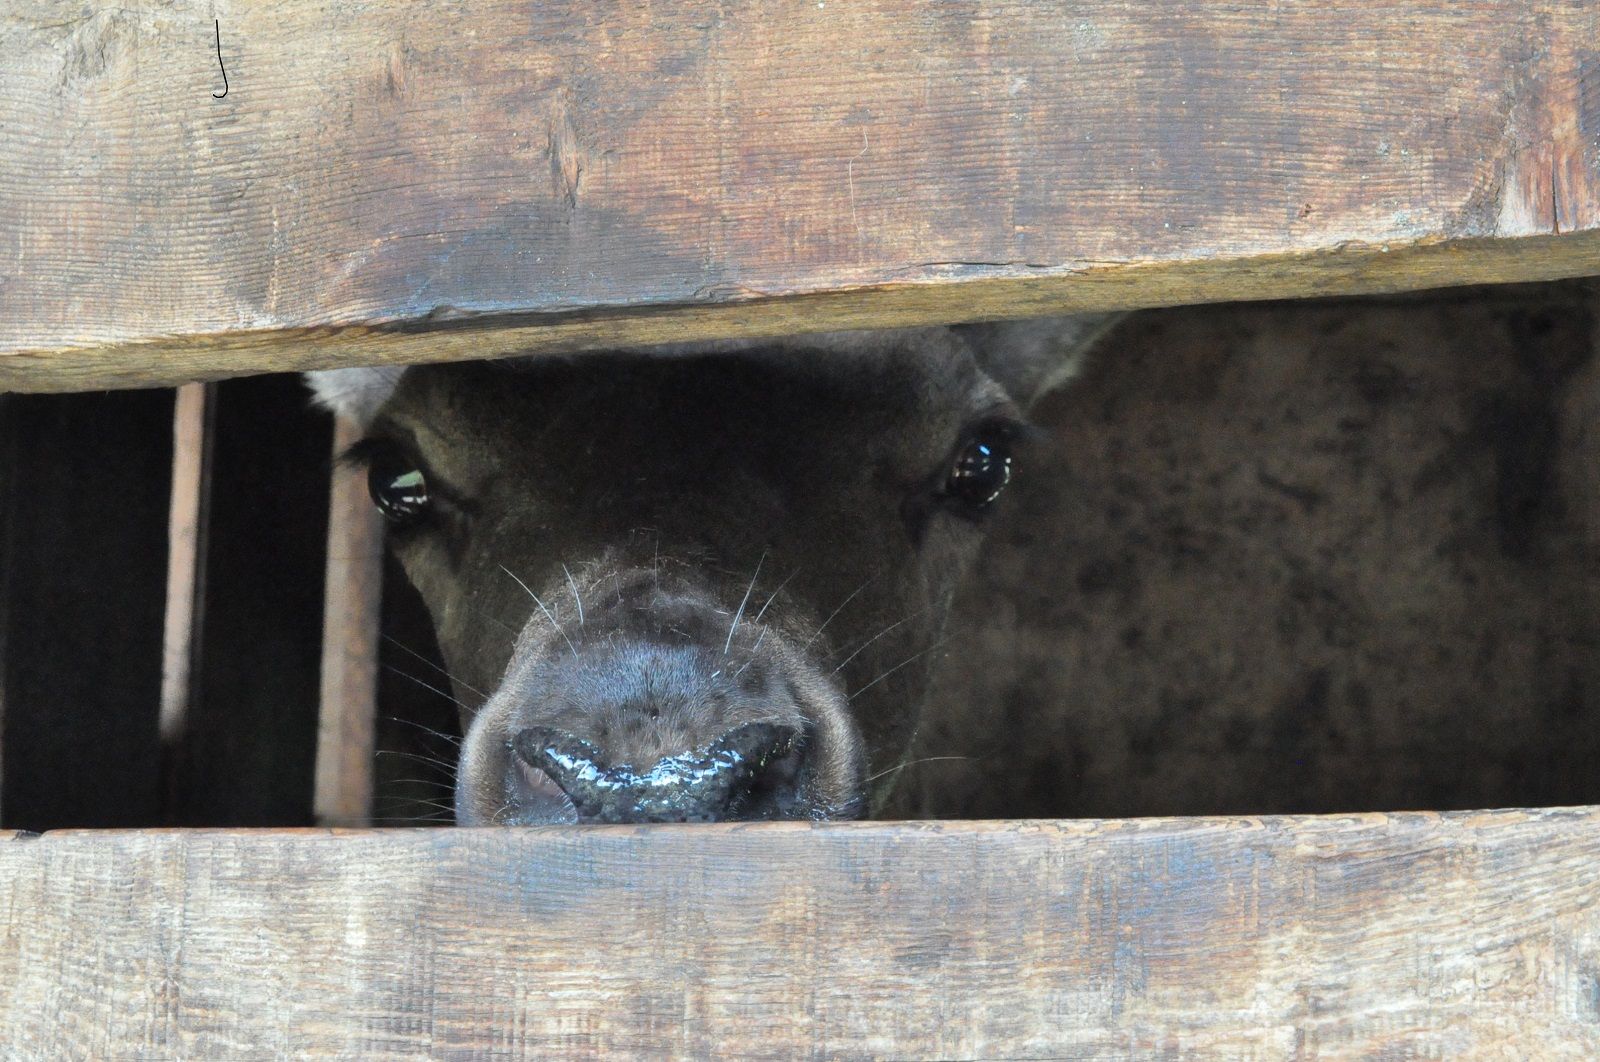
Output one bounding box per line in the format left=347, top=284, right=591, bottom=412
left=366, top=446, right=431, bottom=526
left=944, top=430, right=1013, bottom=513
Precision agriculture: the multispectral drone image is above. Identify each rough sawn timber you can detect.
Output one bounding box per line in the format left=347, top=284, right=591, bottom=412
left=2, top=810, right=1599, bottom=1058
left=3, top=1, right=1599, bottom=391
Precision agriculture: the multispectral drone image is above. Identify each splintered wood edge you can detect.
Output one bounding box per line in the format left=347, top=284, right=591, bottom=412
left=5, top=231, right=1599, bottom=393
left=10, top=803, right=1599, bottom=843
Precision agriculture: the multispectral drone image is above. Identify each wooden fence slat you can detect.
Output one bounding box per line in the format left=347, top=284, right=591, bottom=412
left=156, top=377, right=331, bottom=825
left=161, top=376, right=332, bottom=825
left=0, top=810, right=1597, bottom=1057
left=2, top=1, right=1598, bottom=391
left=314, top=417, right=385, bottom=827
left=158, top=381, right=215, bottom=747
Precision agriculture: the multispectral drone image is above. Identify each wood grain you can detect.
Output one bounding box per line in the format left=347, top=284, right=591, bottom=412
left=1, top=810, right=1598, bottom=1057
left=160, top=376, right=331, bottom=825
left=314, top=416, right=385, bottom=827
left=3, top=1, right=1598, bottom=391
left=158, top=382, right=214, bottom=747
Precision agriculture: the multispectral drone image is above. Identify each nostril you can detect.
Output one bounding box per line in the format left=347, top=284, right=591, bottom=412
left=513, top=726, right=602, bottom=795
left=713, top=722, right=811, bottom=817
left=500, top=729, right=583, bottom=826
left=510, top=723, right=804, bottom=823
left=707, top=722, right=799, bottom=786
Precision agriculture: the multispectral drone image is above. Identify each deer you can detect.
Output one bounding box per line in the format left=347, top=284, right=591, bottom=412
left=307, top=314, right=1121, bottom=826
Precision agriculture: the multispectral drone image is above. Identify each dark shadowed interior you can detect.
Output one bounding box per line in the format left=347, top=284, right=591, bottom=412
left=3, top=279, right=1597, bottom=828
left=896, top=280, right=1600, bottom=817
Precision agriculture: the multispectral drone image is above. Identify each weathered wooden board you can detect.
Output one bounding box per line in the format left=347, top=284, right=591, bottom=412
left=2, top=1, right=1598, bottom=391
left=160, top=376, right=331, bottom=826
left=314, top=415, right=385, bottom=827
left=158, top=381, right=214, bottom=750
left=1, top=810, right=1598, bottom=1057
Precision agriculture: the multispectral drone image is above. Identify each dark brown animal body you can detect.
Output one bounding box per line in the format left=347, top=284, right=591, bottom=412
left=309, top=316, right=1118, bottom=824
left=893, top=285, right=1600, bottom=819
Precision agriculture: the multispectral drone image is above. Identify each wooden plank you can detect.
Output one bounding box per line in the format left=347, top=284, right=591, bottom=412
left=158, top=382, right=215, bottom=747
left=3, top=1, right=1598, bottom=392
left=314, top=416, right=385, bottom=827
left=1, top=810, right=1597, bottom=1057
left=161, top=376, right=331, bottom=826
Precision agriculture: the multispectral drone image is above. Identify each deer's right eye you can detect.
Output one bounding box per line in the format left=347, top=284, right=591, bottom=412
left=366, top=447, right=431, bottom=526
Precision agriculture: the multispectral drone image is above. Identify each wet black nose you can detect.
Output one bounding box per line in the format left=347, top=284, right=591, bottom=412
left=510, top=723, right=805, bottom=823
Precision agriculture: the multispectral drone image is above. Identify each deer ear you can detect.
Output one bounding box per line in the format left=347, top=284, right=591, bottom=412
left=303, top=367, right=406, bottom=427
left=957, top=313, right=1125, bottom=411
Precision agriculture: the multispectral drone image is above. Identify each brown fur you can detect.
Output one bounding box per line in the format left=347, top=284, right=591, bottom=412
left=892, top=283, right=1600, bottom=818
left=311, top=317, right=1118, bottom=823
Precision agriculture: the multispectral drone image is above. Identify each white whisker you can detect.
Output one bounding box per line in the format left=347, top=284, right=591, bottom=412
left=849, top=636, right=948, bottom=700
left=376, top=748, right=460, bottom=773
left=751, top=567, right=801, bottom=626
left=864, top=755, right=975, bottom=785
left=724, top=550, right=767, bottom=655
left=831, top=606, right=930, bottom=675
left=380, top=714, right=462, bottom=747
left=805, top=572, right=879, bottom=651
left=562, top=563, right=585, bottom=627
left=381, top=664, right=470, bottom=711
left=381, top=634, right=485, bottom=699
left=733, top=630, right=769, bottom=680
left=501, top=563, right=579, bottom=660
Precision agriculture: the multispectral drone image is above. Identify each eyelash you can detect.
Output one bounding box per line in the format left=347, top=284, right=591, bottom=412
left=337, top=436, right=398, bottom=471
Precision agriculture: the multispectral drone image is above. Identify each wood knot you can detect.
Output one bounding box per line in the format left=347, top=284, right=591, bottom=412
left=549, top=95, right=584, bottom=209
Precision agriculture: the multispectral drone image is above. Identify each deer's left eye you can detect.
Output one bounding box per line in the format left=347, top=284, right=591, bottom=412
left=944, top=431, right=1013, bottom=513
left=366, top=447, right=431, bottom=526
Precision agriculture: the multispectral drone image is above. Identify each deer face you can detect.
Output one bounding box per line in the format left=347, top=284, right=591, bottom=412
left=308, top=316, right=1118, bottom=824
